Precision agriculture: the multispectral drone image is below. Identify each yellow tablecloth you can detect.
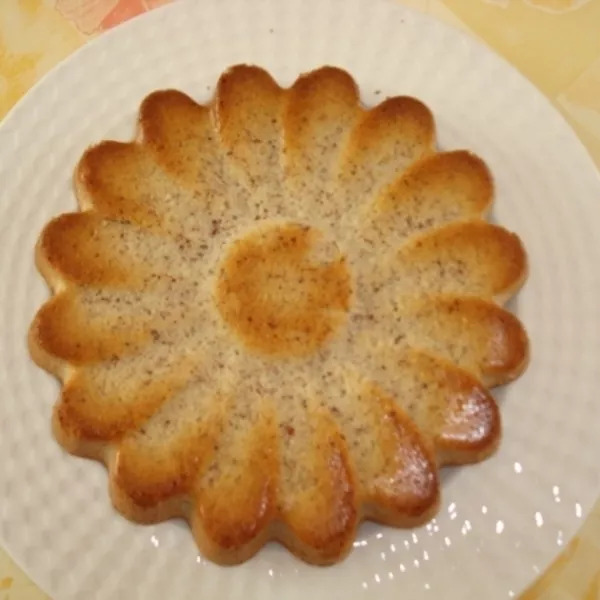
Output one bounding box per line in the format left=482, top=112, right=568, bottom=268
left=0, top=1, right=598, bottom=598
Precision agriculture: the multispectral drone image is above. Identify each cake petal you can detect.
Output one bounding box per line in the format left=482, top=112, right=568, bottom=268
left=283, top=66, right=360, bottom=221
left=277, top=403, right=358, bottom=564
left=139, top=91, right=218, bottom=184
left=53, top=343, right=208, bottom=452
left=76, top=141, right=179, bottom=231
left=110, top=382, right=227, bottom=522
left=335, top=96, right=435, bottom=213
left=37, top=212, right=196, bottom=288
left=394, top=220, right=527, bottom=302
left=323, top=370, right=439, bottom=526
left=140, top=90, right=251, bottom=220
left=401, top=296, right=529, bottom=386
left=30, top=291, right=151, bottom=367
left=359, top=151, right=493, bottom=245
left=360, top=349, right=500, bottom=465
left=192, top=402, right=278, bottom=564
left=30, top=285, right=217, bottom=371
left=215, top=65, right=285, bottom=215
left=358, top=384, right=438, bottom=525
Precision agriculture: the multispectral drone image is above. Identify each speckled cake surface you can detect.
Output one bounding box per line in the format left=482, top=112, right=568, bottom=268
left=29, top=64, right=528, bottom=565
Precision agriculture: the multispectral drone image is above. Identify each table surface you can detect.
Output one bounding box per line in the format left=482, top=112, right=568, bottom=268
left=0, top=1, right=599, bottom=599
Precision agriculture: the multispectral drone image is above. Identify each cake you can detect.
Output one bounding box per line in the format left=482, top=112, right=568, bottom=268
left=29, top=64, right=529, bottom=565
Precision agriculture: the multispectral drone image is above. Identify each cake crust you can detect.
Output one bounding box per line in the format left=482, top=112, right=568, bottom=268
left=29, top=64, right=529, bottom=565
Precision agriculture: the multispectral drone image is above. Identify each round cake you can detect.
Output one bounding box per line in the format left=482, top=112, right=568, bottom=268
left=29, top=64, right=529, bottom=565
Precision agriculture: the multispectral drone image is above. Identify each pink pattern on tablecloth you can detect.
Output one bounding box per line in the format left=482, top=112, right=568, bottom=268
left=55, top=0, right=174, bottom=35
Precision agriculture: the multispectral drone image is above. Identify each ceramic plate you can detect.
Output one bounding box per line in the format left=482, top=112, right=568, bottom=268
left=0, top=0, right=599, bottom=598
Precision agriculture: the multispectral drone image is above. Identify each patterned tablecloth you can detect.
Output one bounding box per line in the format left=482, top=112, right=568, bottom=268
left=0, top=1, right=599, bottom=598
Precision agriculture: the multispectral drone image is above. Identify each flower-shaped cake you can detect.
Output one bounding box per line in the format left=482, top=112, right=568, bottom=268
left=30, top=65, right=528, bottom=565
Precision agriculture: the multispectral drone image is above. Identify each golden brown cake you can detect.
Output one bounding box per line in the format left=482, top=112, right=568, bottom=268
left=29, top=64, right=529, bottom=565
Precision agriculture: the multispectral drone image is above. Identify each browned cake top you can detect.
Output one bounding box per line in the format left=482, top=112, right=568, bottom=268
left=30, top=64, right=528, bottom=566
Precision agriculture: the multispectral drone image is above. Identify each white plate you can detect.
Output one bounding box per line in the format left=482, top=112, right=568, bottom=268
left=1, top=0, right=599, bottom=598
